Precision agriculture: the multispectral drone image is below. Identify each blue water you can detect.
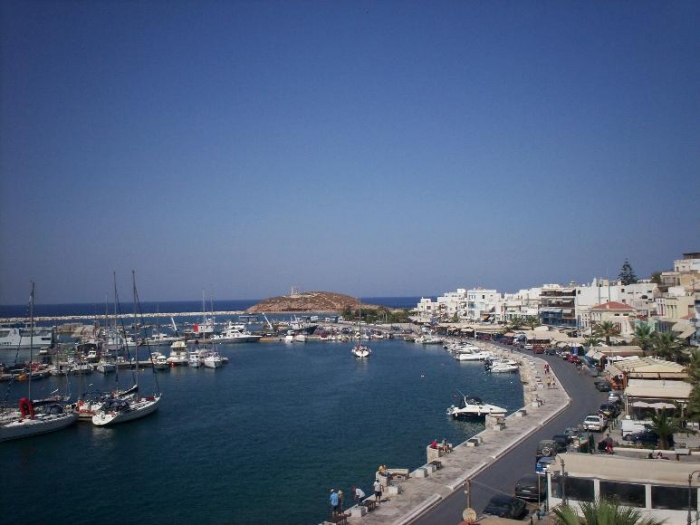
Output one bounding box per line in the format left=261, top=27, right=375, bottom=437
left=0, top=296, right=427, bottom=319
left=1, top=338, right=522, bottom=525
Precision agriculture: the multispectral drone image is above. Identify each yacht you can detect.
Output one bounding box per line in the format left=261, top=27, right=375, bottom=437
left=167, top=341, right=189, bottom=366
left=0, top=324, right=53, bottom=349
left=446, top=393, right=507, bottom=419
left=210, top=322, right=261, bottom=344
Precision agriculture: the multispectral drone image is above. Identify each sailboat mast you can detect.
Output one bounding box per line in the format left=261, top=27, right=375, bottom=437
left=28, top=281, right=35, bottom=401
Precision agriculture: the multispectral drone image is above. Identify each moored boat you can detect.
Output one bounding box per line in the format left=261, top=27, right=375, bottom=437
left=446, top=392, right=507, bottom=419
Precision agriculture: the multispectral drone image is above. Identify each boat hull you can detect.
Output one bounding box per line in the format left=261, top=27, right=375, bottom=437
left=0, top=411, right=78, bottom=442
left=91, top=395, right=161, bottom=427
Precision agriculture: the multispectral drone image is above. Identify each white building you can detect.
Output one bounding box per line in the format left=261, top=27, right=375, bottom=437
left=576, top=278, right=657, bottom=330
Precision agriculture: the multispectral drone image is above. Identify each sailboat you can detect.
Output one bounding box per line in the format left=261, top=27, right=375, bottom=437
left=0, top=282, right=79, bottom=442
left=351, top=300, right=372, bottom=358
left=92, top=271, right=162, bottom=427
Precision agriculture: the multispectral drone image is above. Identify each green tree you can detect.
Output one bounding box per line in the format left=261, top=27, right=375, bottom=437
left=507, top=316, right=525, bottom=331
left=632, top=322, right=654, bottom=356
left=651, top=271, right=662, bottom=285
left=583, top=335, right=602, bottom=349
left=649, top=409, right=679, bottom=450
left=619, top=259, right=638, bottom=285
left=524, top=315, right=540, bottom=330
left=651, top=332, right=683, bottom=362
left=593, top=321, right=620, bottom=346
left=554, top=497, right=666, bottom=525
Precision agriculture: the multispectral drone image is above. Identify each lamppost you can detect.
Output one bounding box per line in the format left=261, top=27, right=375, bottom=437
left=687, top=470, right=700, bottom=525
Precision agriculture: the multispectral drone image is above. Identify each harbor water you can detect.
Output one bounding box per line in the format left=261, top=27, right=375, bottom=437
left=1, top=338, right=523, bottom=524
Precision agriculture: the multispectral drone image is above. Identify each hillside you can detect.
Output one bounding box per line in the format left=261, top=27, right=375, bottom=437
left=245, top=291, right=374, bottom=313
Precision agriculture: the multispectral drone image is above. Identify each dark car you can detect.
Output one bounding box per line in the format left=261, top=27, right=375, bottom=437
left=536, top=439, right=564, bottom=459
left=551, top=434, right=571, bottom=449
left=598, top=403, right=620, bottom=419
left=623, top=430, right=669, bottom=447
left=514, top=473, right=547, bottom=502
left=594, top=380, right=612, bottom=392
left=483, top=494, right=528, bottom=519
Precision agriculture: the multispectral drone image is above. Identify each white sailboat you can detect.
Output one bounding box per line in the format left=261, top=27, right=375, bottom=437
left=0, top=282, right=78, bottom=442
left=92, top=271, right=162, bottom=427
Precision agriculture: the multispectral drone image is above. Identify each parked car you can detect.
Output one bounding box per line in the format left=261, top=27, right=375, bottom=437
left=607, top=392, right=623, bottom=404
left=620, top=418, right=652, bottom=438
left=551, top=434, right=572, bottom=449
left=594, top=380, right=612, bottom=392
left=623, top=430, right=671, bottom=448
left=535, top=456, right=556, bottom=476
left=536, top=439, right=565, bottom=459
left=598, top=403, right=620, bottom=419
left=482, top=494, right=528, bottom=519
left=567, top=354, right=582, bottom=364
left=514, top=473, right=547, bottom=502
left=582, top=414, right=606, bottom=432
left=544, top=347, right=558, bottom=355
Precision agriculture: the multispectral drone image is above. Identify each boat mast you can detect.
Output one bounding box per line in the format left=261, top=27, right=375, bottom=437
left=28, top=281, right=35, bottom=402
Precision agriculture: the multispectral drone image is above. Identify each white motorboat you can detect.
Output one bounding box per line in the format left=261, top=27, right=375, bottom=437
left=188, top=349, right=203, bottom=368
left=167, top=341, right=189, bottom=366
left=351, top=344, right=372, bottom=358
left=210, top=322, right=261, bottom=344
left=0, top=324, right=53, bottom=350
left=454, top=350, right=493, bottom=361
left=447, top=392, right=507, bottom=419
left=485, top=358, right=519, bottom=374
left=91, top=394, right=161, bottom=427
left=151, top=352, right=170, bottom=370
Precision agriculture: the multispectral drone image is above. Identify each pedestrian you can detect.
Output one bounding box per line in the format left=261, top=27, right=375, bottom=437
left=605, top=434, right=614, bottom=454
left=338, top=490, right=344, bottom=512
left=546, top=376, right=552, bottom=388
left=588, top=433, right=595, bottom=454
left=329, top=489, right=339, bottom=516
left=373, top=478, right=383, bottom=504
left=353, top=486, right=366, bottom=504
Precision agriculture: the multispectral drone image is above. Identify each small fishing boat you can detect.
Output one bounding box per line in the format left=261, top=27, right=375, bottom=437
left=351, top=344, right=372, bottom=358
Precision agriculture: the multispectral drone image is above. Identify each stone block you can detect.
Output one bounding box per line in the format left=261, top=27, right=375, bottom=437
left=414, top=467, right=427, bottom=478
left=387, top=485, right=401, bottom=495
left=349, top=506, right=367, bottom=517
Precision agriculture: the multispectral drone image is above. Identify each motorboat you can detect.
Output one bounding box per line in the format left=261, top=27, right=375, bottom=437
left=91, top=394, right=161, bottom=427
left=447, top=392, right=507, bottom=419
left=167, top=341, right=189, bottom=366
left=0, top=324, right=53, bottom=350
left=484, top=357, right=520, bottom=374
left=454, top=350, right=493, bottom=361
left=210, top=322, right=261, bottom=343
left=96, top=360, right=117, bottom=374
left=151, top=352, right=169, bottom=370
left=188, top=349, right=203, bottom=368
left=351, top=344, right=372, bottom=358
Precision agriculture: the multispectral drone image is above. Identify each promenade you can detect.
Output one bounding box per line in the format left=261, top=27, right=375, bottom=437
left=335, top=344, right=570, bottom=525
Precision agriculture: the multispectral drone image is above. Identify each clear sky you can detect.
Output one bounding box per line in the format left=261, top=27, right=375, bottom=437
left=1, top=1, right=699, bottom=305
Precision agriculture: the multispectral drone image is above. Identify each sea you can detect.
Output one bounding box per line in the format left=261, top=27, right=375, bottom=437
left=0, top=298, right=525, bottom=525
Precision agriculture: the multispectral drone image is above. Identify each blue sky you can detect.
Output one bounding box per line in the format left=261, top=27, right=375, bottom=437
left=1, top=1, right=698, bottom=305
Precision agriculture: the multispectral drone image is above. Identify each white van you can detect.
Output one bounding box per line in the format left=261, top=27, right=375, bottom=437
left=620, top=417, right=652, bottom=438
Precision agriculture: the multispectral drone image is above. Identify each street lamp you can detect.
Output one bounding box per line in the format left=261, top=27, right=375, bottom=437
left=687, top=470, right=700, bottom=525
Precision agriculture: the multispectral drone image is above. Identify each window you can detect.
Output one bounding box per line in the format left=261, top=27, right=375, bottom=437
left=551, top=475, right=595, bottom=502
left=652, top=485, right=695, bottom=510
left=600, top=481, right=645, bottom=508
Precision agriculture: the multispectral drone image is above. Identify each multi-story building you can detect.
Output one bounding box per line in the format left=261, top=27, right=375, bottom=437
left=588, top=301, right=637, bottom=339
left=466, top=288, right=501, bottom=323
left=501, top=288, right=541, bottom=323
left=539, top=284, right=576, bottom=328
left=575, top=278, right=657, bottom=330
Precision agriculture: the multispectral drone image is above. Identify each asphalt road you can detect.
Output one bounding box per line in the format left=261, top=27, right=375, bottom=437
left=414, top=348, right=611, bottom=525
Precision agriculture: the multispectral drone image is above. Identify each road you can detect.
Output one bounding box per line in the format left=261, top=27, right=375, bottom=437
left=414, top=349, right=610, bottom=525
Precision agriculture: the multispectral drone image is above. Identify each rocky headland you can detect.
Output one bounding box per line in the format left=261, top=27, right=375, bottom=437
left=245, top=291, right=380, bottom=313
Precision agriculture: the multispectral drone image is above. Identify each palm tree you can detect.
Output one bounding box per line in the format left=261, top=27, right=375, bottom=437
left=584, top=335, right=602, bottom=349
left=651, top=332, right=683, bottom=362
left=649, top=409, right=679, bottom=450
left=593, top=321, right=620, bottom=346
left=506, top=316, right=525, bottom=331
left=554, top=497, right=666, bottom=525
left=632, top=322, right=654, bottom=356
left=524, top=315, right=540, bottom=330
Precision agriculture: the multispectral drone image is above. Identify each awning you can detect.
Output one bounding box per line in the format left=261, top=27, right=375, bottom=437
left=679, top=327, right=696, bottom=339
left=631, top=401, right=677, bottom=410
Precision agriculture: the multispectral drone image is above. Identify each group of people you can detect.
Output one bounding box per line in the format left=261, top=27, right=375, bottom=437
left=329, top=480, right=383, bottom=517
left=429, top=438, right=452, bottom=453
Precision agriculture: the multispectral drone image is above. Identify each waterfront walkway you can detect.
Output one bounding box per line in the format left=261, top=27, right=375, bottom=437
left=335, top=345, right=570, bottom=525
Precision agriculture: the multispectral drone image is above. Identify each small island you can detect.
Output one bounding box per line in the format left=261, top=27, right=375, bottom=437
left=245, top=291, right=370, bottom=314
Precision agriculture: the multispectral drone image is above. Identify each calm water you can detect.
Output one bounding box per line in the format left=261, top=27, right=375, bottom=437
left=1, top=338, right=522, bottom=525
